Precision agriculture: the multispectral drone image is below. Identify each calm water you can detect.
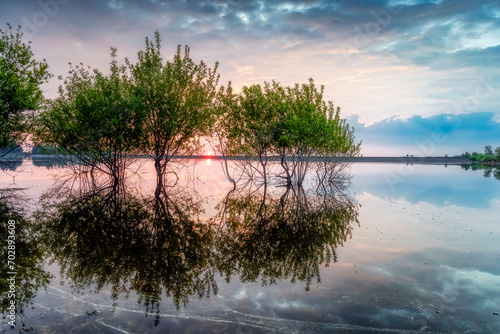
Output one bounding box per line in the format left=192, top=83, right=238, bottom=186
left=1, top=158, right=500, bottom=333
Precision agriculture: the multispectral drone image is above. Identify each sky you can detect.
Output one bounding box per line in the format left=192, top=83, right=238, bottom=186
left=1, top=0, right=499, bottom=156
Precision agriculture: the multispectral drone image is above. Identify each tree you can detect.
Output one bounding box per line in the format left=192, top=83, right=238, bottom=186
left=0, top=24, right=51, bottom=153
left=219, top=81, right=286, bottom=181
left=35, top=48, right=141, bottom=178
left=128, top=32, right=219, bottom=188
left=261, top=79, right=359, bottom=184
left=217, top=79, right=361, bottom=185
left=484, top=145, right=493, bottom=156
left=495, top=146, right=500, bottom=159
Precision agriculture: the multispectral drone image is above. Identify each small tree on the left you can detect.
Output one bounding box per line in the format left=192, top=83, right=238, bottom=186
left=0, top=24, right=51, bottom=155
left=36, top=48, right=142, bottom=181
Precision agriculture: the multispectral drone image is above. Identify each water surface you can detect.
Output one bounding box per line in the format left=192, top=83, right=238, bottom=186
left=1, top=159, right=500, bottom=333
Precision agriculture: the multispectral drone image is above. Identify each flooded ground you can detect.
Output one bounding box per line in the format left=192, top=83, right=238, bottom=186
left=1, top=158, right=500, bottom=333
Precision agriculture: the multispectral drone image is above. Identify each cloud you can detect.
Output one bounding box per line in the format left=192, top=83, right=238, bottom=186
left=2, top=0, right=500, bottom=143
left=347, top=112, right=500, bottom=152
left=6, top=0, right=499, bottom=62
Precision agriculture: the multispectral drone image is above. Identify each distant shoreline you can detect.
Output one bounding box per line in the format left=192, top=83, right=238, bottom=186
left=9, top=154, right=472, bottom=165
left=349, top=156, right=471, bottom=165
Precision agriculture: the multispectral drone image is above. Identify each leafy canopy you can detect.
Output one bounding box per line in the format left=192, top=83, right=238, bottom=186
left=36, top=48, right=141, bottom=172
left=0, top=23, right=51, bottom=149
left=216, top=78, right=361, bottom=183
left=128, top=31, right=220, bottom=166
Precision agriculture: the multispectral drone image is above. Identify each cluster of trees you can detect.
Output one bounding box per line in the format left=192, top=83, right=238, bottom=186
left=1, top=25, right=361, bottom=184
left=215, top=79, right=360, bottom=184
left=461, top=145, right=500, bottom=162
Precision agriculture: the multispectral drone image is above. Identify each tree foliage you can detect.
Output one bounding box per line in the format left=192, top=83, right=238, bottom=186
left=484, top=145, right=493, bottom=156
left=35, top=48, right=141, bottom=175
left=128, top=32, right=219, bottom=180
left=216, top=79, right=361, bottom=184
left=32, top=31, right=361, bottom=185
left=466, top=146, right=499, bottom=162
left=0, top=23, right=51, bottom=151
left=272, top=79, right=361, bottom=183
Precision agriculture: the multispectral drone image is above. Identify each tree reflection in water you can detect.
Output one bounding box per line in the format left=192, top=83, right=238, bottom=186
left=211, top=163, right=359, bottom=291
left=34, top=159, right=359, bottom=325
left=36, top=168, right=216, bottom=326
left=0, top=193, right=52, bottom=327
left=461, top=164, right=500, bottom=180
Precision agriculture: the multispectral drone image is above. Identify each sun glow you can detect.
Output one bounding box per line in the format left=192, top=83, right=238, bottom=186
left=206, top=151, right=212, bottom=165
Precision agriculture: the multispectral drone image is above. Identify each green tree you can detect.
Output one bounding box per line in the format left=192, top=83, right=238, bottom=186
left=267, top=79, right=360, bottom=184
left=35, top=48, right=141, bottom=177
left=128, top=32, right=219, bottom=186
left=217, top=79, right=361, bottom=185
left=221, top=81, right=286, bottom=180
left=0, top=24, right=51, bottom=153
left=495, top=146, right=500, bottom=160
left=469, top=151, right=478, bottom=161
left=484, top=145, right=493, bottom=156
left=208, top=83, right=241, bottom=184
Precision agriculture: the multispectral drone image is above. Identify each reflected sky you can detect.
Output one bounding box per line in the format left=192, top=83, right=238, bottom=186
left=351, top=163, right=500, bottom=208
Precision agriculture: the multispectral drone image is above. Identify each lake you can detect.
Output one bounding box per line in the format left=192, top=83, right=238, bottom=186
left=1, top=158, right=500, bottom=333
